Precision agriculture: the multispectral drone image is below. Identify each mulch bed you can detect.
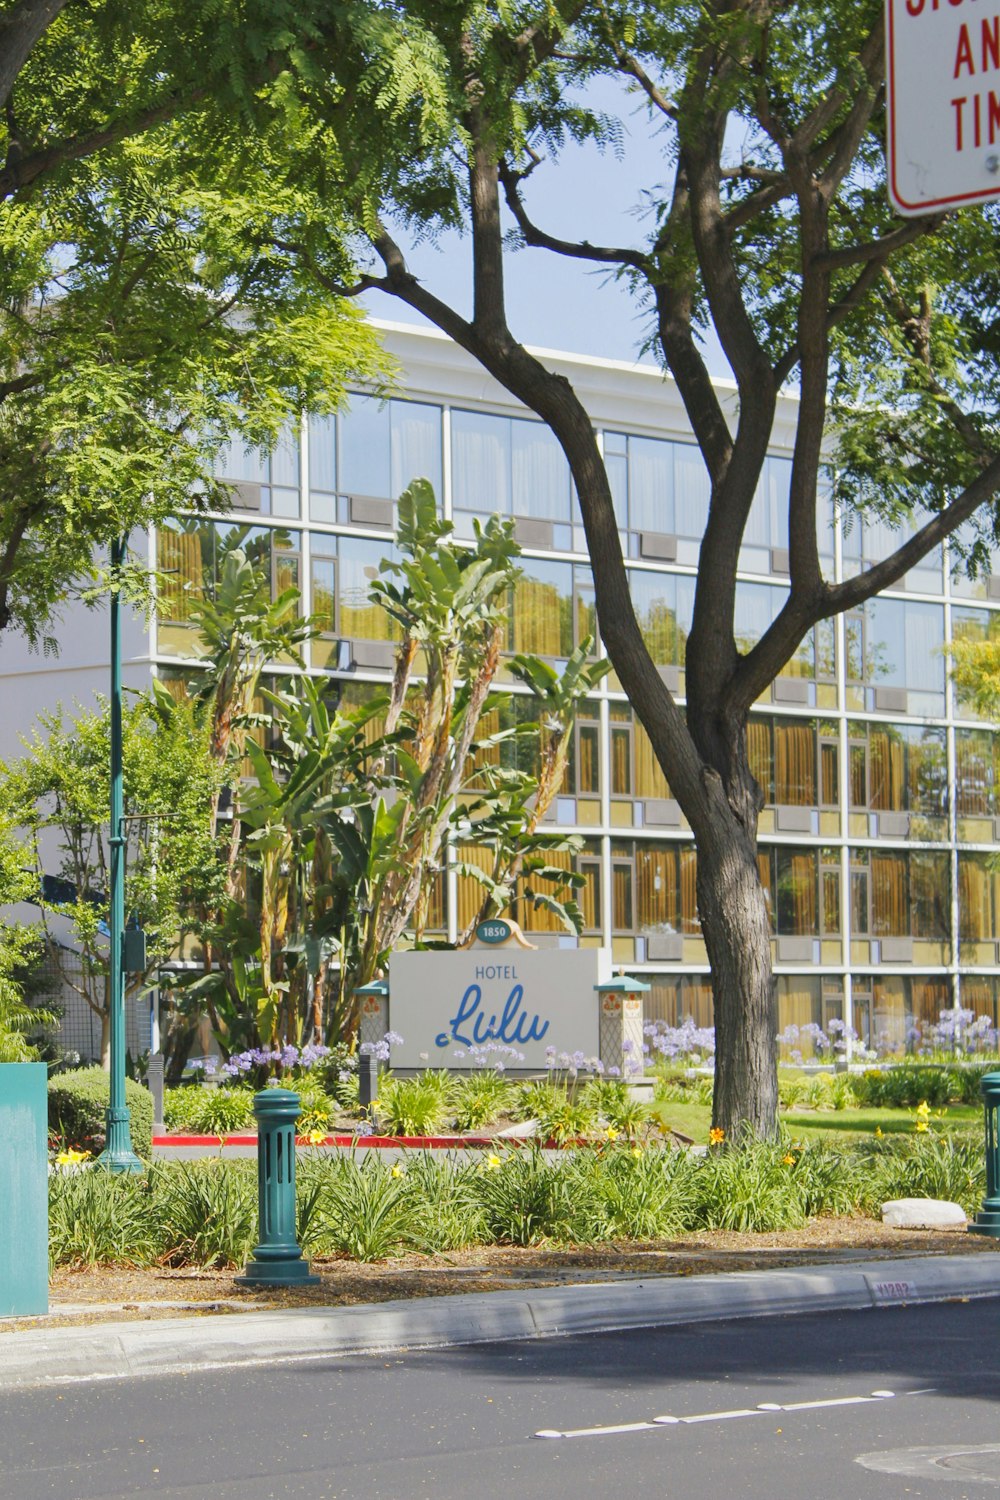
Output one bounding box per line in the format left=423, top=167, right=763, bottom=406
left=6, top=1218, right=995, bottom=1331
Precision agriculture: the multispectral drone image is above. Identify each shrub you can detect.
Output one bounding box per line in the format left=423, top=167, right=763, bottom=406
left=450, top=1073, right=513, bottom=1132
left=853, top=1065, right=959, bottom=1109
left=163, top=1085, right=256, bottom=1136
left=48, top=1066, right=153, bottom=1158
left=377, top=1072, right=453, bottom=1136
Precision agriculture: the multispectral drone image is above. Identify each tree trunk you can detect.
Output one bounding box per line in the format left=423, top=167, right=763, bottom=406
left=694, top=781, right=778, bottom=1141
left=100, top=1010, right=111, bottom=1072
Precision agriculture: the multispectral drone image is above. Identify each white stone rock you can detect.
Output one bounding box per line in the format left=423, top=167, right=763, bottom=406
left=881, top=1197, right=967, bottom=1229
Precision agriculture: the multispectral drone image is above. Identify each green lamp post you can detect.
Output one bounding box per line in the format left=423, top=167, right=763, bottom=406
left=97, top=536, right=143, bottom=1174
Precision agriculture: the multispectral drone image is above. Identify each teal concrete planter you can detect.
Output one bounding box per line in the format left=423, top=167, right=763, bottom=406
left=0, top=1063, right=48, bottom=1315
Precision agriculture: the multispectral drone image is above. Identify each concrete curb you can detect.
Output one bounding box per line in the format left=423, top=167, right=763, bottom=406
left=1, top=1253, right=997, bottom=1392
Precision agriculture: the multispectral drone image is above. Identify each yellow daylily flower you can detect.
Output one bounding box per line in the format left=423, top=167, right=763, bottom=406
left=708, top=1127, right=725, bottom=1146
left=55, top=1147, right=90, bottom=1166
left=604, top=1125, right=619, bottom=1141
left=391, top=1163, right=404, bottom=1178
left=782, top=1154, right=796, bottom=1166
left=486, top=1154, right=502, bottom=1170
left=630, top=1145, right=643, bottom=1160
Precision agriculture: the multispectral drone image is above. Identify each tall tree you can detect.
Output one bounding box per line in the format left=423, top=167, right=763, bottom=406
left=0, top=695, right=224, bottom=1067
left=254, top=0, right=1000, bottom=1136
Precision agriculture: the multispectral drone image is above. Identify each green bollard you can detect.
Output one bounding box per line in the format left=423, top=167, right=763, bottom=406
left=968, top=1071, right=1000, bottom=1238
left=237, top=1088, right=320, bottom=1286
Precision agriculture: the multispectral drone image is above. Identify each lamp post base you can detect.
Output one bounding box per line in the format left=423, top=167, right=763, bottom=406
left=97, top=1106, right=145, bottom=1174
left=236, top=1257, right=321, bottom=1288
left=968, top=1208, right=1000, bottom=1238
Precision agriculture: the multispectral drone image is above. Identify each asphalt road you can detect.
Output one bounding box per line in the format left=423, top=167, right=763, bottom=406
left=2, top=1299, right=999, bottom=1500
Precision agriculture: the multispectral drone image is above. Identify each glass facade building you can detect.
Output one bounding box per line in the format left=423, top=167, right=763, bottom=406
left=149, top=323, right=1000, bottom=1054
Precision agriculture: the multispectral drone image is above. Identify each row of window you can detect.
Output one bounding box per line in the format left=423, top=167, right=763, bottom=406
left=424, top=839, right=999, bottom=945
left=652, top=973, right=998, bottom=1050
left=212, top=394, right=1000, bottom=596
left=156, top=519, right=1000, bottom=719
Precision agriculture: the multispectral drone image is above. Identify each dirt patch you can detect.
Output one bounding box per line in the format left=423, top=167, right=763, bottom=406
left=5, top=1218, right=994, bottom=1332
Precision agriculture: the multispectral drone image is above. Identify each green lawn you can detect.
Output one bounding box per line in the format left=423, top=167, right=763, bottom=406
left=784, top=1104, right=981, bottom=1139
left=648, top=1100, right=982, bottom=1146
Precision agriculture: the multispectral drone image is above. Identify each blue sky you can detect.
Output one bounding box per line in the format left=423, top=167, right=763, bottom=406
left=363, top=78, right=730, bottom=372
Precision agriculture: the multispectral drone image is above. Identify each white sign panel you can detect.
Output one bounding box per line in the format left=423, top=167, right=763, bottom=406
left=388, top=948, right=610, bottom=1070
left=886, top=0, right=1000, bottom=214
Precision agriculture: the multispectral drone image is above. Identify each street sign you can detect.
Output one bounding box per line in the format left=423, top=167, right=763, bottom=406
left=886, top=0, right=1000, bottom=215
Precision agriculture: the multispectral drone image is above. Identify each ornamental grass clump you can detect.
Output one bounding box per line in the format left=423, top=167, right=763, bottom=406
left=450, top=1072, right=513, bottom=1132
left=308, top=1156, right=431, bottom=1261
left=377, top=1072, right=453, bottom=1137
left=400, top=1153, right=486, bottom=1250
left=48, top=1167, right=161, bottom=1268
left=565, top=1143, right=699, bottom=1241
left=857, top=1133, right=984, bottom=1217
left=692, top=1139, right=809, bottom=1233
left=473, top=1147, right=580, bottom=1246
left=152, top=1160, right=258, bottom=1268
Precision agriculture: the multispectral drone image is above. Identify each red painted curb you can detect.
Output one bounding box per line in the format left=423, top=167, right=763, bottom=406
left=154, top=1133, right=515, bottom=1149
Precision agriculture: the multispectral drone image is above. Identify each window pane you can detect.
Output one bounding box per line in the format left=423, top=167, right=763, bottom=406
left=340, top=394, right=391, bottom=498
left=391, top=400, right=442, bottom=498
left=629, top=436, right=674, bottom=533
left=511, top=560, right=573, bottom=656
left=338, top=536, right=394, bottom=641
left=452, top=410, right=510, bottom=514
left=215, top=438, right=267, bottom=485
left=820, top=742, right=839, bottom=805
left=610, top=727, right=631, bottom=796
left=634, top=717, right=670, bottom=798
left=578, top=724, right=600, bottom=795
left=311, top=557, right=335, bottom=634
left=673, top=444, right=710, bottom=541
left=775, top=848, right=817, bottom=935
left=911, top=852, right=948, bottom=939
left=872, top=851, right=907, bottom=936
left=308, top=415, right=336, bottom=497
left=271, top=427, right=299, bottom=488
left=774, top=720, right=816, bottom=804
left=956, top=729, right=994, bottom=815
left=511, top=419, right=570, bottom=522
left=630, top=571, right=685, bottom=665
left=748, top=719, right=773, bottom=802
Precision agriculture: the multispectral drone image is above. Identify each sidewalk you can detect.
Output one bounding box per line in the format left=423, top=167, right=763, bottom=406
left=1, top=1250, right=998, bottom=1392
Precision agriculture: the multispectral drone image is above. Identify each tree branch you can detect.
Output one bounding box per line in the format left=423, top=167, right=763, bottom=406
left=0, top=0, right=68, bottom=113
left=499, top=158, right=647, bottom=268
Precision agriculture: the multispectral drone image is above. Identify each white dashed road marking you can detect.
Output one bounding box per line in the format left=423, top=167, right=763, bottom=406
left=534, top=1389, right=904, bottom=1440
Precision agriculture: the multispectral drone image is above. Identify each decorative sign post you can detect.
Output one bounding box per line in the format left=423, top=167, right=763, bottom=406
left=596, top=976, right=650, bottom=1079
left=356, top=979, right=390, bottom=1054
left=886, top=0, right=1000, bottom=215
left=389, top=927, right=610, bottom=1070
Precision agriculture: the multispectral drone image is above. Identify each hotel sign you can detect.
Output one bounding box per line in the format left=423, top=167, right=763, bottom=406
left=388, top=948, right=610, bottom=1070
left=887, top=0, right=1000, bottom=214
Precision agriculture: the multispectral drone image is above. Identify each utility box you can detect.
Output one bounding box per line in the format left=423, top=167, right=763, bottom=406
left=0, top=1063, right=49, bottom=1316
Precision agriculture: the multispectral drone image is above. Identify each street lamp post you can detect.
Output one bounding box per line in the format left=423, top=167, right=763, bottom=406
left=97, top=535, right=143, bottom=1174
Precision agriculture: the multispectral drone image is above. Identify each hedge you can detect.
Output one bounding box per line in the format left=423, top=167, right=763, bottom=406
left=48, top=1066, right=153, bottom=1159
